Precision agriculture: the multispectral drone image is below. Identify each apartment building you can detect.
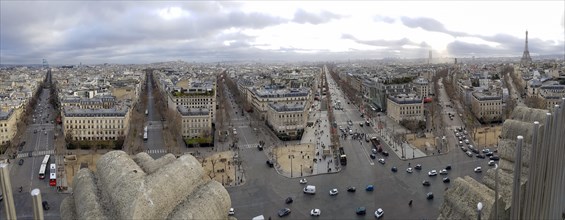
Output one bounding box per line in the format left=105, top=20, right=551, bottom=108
left=386, top=94, right=424, bottom=123
left=167, top=81, right=216, bottom=123
left=412, top=77, right=431, bottom=98
left=0, top=109, right=17, bottom=145
left=470, top=91, right=503, bottom=123
left=177, top=105, right=211, bottom=138
left=266, top=102, right=307, bottom=140
left=62, top=107, right=131, bottom=141
left=61, top=96, right=116, bottom=109
left=249, top=87, right=311, bottom=120
left=367, top=80, right=413, bottom=112
left=538, top=85, right=565, bottom=109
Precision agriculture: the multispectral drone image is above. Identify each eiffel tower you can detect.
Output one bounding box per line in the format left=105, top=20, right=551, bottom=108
left=520, top=30, right=532, bottom=67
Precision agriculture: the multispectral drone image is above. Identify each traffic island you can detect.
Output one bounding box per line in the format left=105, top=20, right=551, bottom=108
left=272, top=144, right=315, bottom=178
left=199, top=151, right=243, bottom=187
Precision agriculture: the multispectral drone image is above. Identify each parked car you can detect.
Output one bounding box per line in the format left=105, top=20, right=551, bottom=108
left=428, top=170, right=438, bottom=176
left=482, top=148, right=491, bottom=153
left=486, top=152, right=494, bottom=156
left=488, top=160, right=496, bottom=166
left=466, top=151, right=473, bottom=157
left=278, top=208, right=291, bottom=217
left=329, top=189, right=339, bottom=196
left=422, top=180, right=431, bottom=186
left=474, top=167, right=482, bottom=173
left=374, top=208, right=384, bottom=218
left=476, top=154, right=486, bottom=159
left=490, top=156, right=500, bottom=161
left=370, top=153, right=376, bottom=159
left=266, top=160, right=274, bottom=167
left=356, top=207, right=366, bottom=215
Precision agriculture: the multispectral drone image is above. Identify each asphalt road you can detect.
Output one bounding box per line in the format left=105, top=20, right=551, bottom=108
left=227, top=68, right=492, bottom=219
left=143, top=74, right=167, bottom=158
left=2, top=86, right=67, bottom=219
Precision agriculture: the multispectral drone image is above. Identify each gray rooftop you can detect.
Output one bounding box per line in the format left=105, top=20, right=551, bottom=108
left=63, top=107, right=129, bottom=117
left=268, top=102, right=305, bottom=112
left=253, top=87, right=309, bottom=98
left=177, top=105, right=209, bottom=116
left=388, top=94, right=423, bottom=104
left=0, top=109, right=14, bottom=120
left=472, top=91, right=502, bottom=101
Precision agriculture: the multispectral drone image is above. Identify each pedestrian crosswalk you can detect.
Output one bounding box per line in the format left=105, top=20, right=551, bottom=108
left=145, top=149, right=168, bottom=154
left=239, top=143, right=258, bottom=149
left=16, top=150, right=55, bottom=158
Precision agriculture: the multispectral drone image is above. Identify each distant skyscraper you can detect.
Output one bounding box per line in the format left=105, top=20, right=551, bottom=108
left=521, top=30, right=532, bottom=67
left=428, top=50, right=432, bottom=64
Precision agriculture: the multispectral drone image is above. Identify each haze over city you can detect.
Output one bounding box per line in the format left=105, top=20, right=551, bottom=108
left=1, top=1, right=564, bottom=64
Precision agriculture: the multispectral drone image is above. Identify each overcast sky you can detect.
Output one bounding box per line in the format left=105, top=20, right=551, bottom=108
left=1, top=1, right=563, bottom=64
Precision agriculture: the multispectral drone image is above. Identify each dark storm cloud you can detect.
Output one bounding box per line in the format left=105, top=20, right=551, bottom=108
left=292, top=9, right=342, bottom=25
left=400, top=16, right=468, bottom=37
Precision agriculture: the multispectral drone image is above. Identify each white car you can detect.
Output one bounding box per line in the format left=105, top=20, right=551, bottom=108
left=228, top=208, right=235, bottom=215
left=428, top=170, right=438, bottom=176
left=299, top=178, right=307, bottom=184
left=474, top=167, right=482, bottom=173
left=378, top=158, right=385, bottom=164
left=488, top=160, right=496, bottom=166
left=406, top=167, right=413, bottom=173
left=439, top=169, right=448, bottom=175
left=310, top=208, right=321, bottom=216
left=375, top=208, right=384, bottom=218
left=329, top=188, right=339, bottom=196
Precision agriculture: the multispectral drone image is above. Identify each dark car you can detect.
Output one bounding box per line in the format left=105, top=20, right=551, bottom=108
left=266, top=160, right=274, bottom=167
left=445, top=165, right=452, bottom=170
left=382, top=151, right=389, bottom=157
left=490, top=156, right=500, bottom=161
left=486, top=152, right=494, bottom=156
left=285, top=197, right=293, bottom=204
left=257, top=145, right=263, bottom=151
left=471, top=148, right=480, bottom=154
left=415, top=164, right=422, bottom=170
left=461, top=146, right=468, bottom=152
left=18, top=159, right=24, bottom=165
left=356, top=207, right=367, bottom=215
left=42, top=201, right=50, bottom=210
left=443, top=177, right=450, bottom=183
left=426, top=192, right=434, bottom=200
left=391, top=167, right=398, bottom=172
left=369, top=153, right=376, bottom=159
left=476, top=154, right=486, bottom=159
left=422, top=180, right=431, bottom=186
left=278, top=208, right=291, bottom=217
left=19, top=141, right=26, bottom=148
left=347, top=186, right=356, bottom=192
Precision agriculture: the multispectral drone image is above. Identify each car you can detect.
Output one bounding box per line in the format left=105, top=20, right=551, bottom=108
left=310, top=208, right=321, bottom=216
left=439, top=169, right=448, bottom=175
left=391, top=167, right=398, bottom=172
left=490, top=156, right=500, bottom=161
left=428, top=170, right=438, bottom=176
left=415, top=164, right=422, bottom=170
left=382, top=151, right=389, bottom=156
left=474, top=167, right=482, bottom=173
left=459, top=141, right=464, bottom=146
left=18, top=159, right=24, bottom=165
left=406, top=167, right=413, bottom=173
left=445, top=165, right=452, bottom=170
left=19, top=141, right=26, bottom=148
left=299, top=178, right=307, bottom=184
left=488, top=160, right=496, bottom=166
left=266, top=160, right=274, bottom=167
left=278, top=208, right=291, bottom=217
left=472, top=148, right=480, bottom=154
left=422, top=180, right=431, bottom=186
left=329, top=188, right=339, bottom=196
left=468, top=145, right=474, bottom=150
left=42, top=201, right=50, bottom=210
left=486, top=152, right=494, bottom=156
left=455, top=132, right=460, bottom=137
left=355, top=207, right=367, bottom=215
left=285, top=197, right=293, bottom=204
left=375, top=208, right=384, bottom=218
left=347, top=186, right=356, bottom=192
left=34, top=130, right=37, bottom=134
left=228, top=208, right=235, bottom=215
left=366, top=185, right=374, bottom=191
left=476, top=154, right=486, bottom=159
left=426, top=192, right=434, bottom=200
left=466, top=151, right=473, bottom=157
left=378, top=159, right=385, bottom=164
left=359, top=122, right=363, bottom=127
left=482, top=148, right=491, bottom=153
left=44, top=131, right=47, bottom=135
left=371, top=148, right=377, bottom=154
left=443, top=177, right=451, bottom=183
left=257, top=145, right=263, bottom=151
left=370, top=153, right=376, bottom=159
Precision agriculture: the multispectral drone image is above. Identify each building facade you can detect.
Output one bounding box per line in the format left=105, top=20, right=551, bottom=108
left=177, top=106, right=211, bottom=138
left=386, top=94, right=424, bottom=123
left=0, top=109, right=17, bottom=145
left=62, top=107, right=131, bottom=141
left=249, top=87, right=310, bottom=120
left=266, top=103, right=307, bottom=140
left=167, top=82, right=216, bottom=123
left=470, top=91, right=503, bottom=123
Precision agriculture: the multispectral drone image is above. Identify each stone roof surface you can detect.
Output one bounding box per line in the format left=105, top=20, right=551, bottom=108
left=60, top=151, right=232, bottom=220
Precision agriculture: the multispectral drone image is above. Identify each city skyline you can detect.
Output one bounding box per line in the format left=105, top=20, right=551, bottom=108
left=1, top=1, right=564, bottom=64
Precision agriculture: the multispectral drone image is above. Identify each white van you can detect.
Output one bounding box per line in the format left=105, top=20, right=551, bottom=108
left=303, top=185, right=316, bottom=194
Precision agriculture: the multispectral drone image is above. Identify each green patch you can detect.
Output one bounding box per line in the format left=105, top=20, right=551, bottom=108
left=184, top=136, right=213, bottom=145
left=172, top=89, right=215, bottom=97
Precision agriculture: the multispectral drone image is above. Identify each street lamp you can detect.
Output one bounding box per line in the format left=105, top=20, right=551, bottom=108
left=477, top=202, right=483, bottom=220
left=495, top=163, right=499, bottom=220
left=289, top=155, right=294, bottom=178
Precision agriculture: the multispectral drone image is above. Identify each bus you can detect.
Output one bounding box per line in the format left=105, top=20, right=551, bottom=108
left=41, top=155, right=50, bottom=165
left=49, top=163, right=56, bottom=186
left=143, top=126, right=148, bottom=141
left=39, top=164, right=47, bottom=179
